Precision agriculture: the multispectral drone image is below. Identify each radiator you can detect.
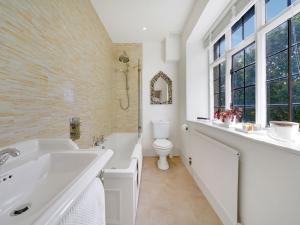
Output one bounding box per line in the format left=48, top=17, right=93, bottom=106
left=190, top=128, right=240, bottom=225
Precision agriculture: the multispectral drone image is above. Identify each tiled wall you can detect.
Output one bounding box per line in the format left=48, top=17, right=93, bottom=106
left=112, top=44, right=142, bottom=132
left=0, top=0, right=114, bottom=148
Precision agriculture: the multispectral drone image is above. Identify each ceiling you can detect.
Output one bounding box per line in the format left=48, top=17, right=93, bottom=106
left=91, top=0, right=196, bottom=43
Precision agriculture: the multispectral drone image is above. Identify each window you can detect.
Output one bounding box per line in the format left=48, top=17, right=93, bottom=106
left=213, top=35, right=225, bottom=60
left=266, top=13, right=300, bottom=123
left=214, top=62, right=226, bottom=112
left=207, top=0, right=300, bottom=125
left=231, top=43, right=256, bottom=122
left=232, top=7, right=255, bottom=47
left=265, top=0, right=297, bottom=22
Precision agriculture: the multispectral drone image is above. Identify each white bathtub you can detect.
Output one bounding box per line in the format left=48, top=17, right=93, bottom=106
left=102, top=133, right=143, bottom=225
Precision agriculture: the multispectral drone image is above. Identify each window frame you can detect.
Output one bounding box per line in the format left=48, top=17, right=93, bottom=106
left=265, top=13, right=300, bottom=123
left=209, top=48, right=226, bottom=117
left=213, top=62, right=226, bottom=112
left=258, top=1, right=300, bottom=125
left=231, top=42, right=257, bottom=122
left=231, top=6, right=256, bottom=47
left=213, top=35, right=225, bottom=61
left=208, top=0, right=300, bottom=126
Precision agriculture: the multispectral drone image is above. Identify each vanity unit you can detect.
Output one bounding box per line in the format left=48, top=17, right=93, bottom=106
left=0, top=139, right=113, bottom=225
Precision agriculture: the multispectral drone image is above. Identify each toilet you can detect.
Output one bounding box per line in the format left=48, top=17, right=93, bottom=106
left=152, top=120, right=173, bottom=170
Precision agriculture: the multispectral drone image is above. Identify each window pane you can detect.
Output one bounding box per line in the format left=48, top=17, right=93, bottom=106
left=231, top=42, right=256, bottom=120
left=245, top=65, right=256, bottom=86
left=214, top=36, right=225, bottom=60
left=244, top=7, right=255, bottom=38
left=220, top=76, right=225, bottom=93
left=220, top=92, right=225, bottom=107
left=293, top=104, right=300, bottom=122
left=220, top=36, right=225, bottom=57
left=214, top=43, right=219, bottom=61
left=233, top=50, right=244, bottom=71
left=265, top=12, right=300, bottom=123
left=245, top=86, right=256, bottom=106
left=267, top=78, right=288, bottom=104
left=245, top=43, right=256, bottom=66
left=244, top=107, right=255, bottom=122
left=267, top=105, right=289, bottom=122
left=214, top=79, right=219, bottom=94
left=231, top=7, right=255, bottom=46
left=214, top=62, right=226, bottom=109
left=220, top=62, right=226, bottom=92
left=266, top=0, right=288, bottom=22
left=220, top=62, right=226, bottom=75
left=214, top=94, right=219, bottom=107
left=266, top=22, right=288, bottom=56
left=291, top=44, right=300, bottom=76
left=233, top=89, right=244, bottom=106
left=266, top=50, right=288, bottom=80
left=292, top=13, right=300, bottom=44
left=213, top=66, right=219, bottom=80
left=292, top=75, right=300, bottom=103
left=232, top=69, right=244, bottom=89
left=232, top=20, right=243, bottom=47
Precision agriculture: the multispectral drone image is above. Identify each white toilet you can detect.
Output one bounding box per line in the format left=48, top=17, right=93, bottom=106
left=152, top=120, right=173, bottom=170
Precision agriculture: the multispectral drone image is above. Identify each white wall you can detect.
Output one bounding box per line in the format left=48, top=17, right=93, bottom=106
left=165, top=33, right=180, bottom=62
left=186, top=40, right=209, bottom=121
left=142, top=41, right=180, bottom=156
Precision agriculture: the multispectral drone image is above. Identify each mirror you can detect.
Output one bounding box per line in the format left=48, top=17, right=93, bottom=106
left=150, top=71, right=172, bottom=104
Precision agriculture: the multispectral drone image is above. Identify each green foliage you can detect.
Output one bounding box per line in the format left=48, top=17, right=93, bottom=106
left=266, top=13, right=300, bottom=123
left=232, top=43, right=256, bottom=122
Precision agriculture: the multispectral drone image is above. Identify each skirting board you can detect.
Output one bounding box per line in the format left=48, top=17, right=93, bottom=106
left=142, top=148, right=180, bottom=157
left=180, top=153, right=239, bottom=225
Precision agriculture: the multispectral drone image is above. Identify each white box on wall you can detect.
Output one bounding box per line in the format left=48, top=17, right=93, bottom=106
left=164, top=33, right=180, bottom=62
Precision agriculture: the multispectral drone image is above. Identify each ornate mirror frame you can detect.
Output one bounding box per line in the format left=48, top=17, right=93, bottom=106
left=150, top=71, right=172, bottom=104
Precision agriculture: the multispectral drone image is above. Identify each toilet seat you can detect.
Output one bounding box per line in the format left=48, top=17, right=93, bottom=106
left=153, top=139, right=173, bottom=149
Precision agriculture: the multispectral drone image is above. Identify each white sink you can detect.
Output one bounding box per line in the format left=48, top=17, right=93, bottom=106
left=0, top=140, right=113, bottom=225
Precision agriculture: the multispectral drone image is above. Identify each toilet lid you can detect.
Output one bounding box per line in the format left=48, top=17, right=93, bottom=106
left=153, top=139, right=173, bottom=149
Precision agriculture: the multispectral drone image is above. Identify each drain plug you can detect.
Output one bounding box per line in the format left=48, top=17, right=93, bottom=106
left=10, top=203, right=31, bottom=216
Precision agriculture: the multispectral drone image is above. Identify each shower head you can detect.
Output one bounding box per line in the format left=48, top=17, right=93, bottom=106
left=119, top=51, right=130, bottom=63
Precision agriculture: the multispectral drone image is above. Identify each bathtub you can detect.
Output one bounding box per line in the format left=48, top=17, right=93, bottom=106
left=102, top=133, right=143, bottom=225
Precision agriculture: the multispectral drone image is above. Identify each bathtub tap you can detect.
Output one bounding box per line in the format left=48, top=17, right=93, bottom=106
left=93, top=135, right=106, bottom=147
left=0, top=148, right=20, bottom=166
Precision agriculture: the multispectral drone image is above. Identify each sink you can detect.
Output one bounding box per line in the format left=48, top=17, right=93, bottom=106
left=0, top=140, right=113, bottom=225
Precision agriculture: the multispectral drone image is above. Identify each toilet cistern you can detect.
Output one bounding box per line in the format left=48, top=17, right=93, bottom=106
left=152, top=120, right=173, bottom=170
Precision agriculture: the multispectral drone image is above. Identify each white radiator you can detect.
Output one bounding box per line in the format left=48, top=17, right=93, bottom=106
left=190, top=128, right=240, bottom=225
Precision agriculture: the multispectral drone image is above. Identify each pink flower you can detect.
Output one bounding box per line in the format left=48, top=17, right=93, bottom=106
left=214, top=107, right=243, bottom=122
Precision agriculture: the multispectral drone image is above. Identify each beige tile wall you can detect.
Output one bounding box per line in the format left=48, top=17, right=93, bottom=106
left=112, top=44, right=142, bottom=132
left=0, top=0, right=114, bottom=148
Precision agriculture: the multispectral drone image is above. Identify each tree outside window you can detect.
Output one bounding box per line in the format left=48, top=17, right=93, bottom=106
left=266, top=13, right=300, bottom=123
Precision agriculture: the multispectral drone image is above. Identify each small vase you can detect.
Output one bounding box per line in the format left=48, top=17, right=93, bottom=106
left=224, top=116, right=236, bottom=127
left=224, top=118, right=231, bottom=127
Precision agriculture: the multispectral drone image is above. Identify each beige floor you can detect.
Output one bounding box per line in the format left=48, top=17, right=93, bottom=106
left=135, top=157, right=223, bottom=225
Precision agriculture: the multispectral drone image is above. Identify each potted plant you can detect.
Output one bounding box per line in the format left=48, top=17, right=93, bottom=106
left=214, top=107, right=243, bottom=127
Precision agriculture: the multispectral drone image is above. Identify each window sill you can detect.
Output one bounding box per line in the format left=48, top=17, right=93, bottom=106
left=187, top=119, right=300, bottom=156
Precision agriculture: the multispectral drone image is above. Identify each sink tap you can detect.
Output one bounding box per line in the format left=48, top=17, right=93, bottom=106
left=0, top=148, right=20, bottom=166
